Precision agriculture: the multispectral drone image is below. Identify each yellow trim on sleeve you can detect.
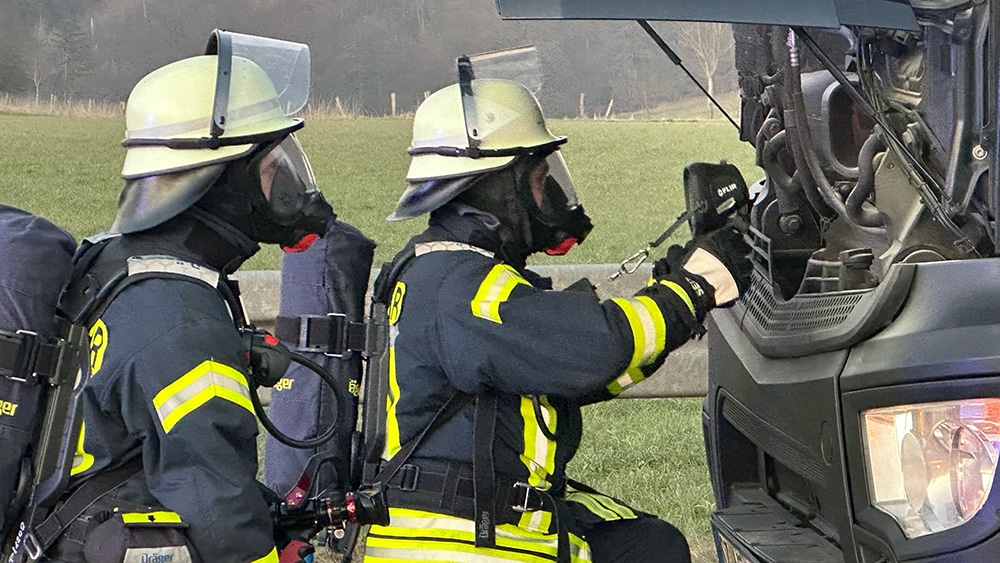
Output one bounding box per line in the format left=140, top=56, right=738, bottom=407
left=152, top=360, right=253, bottom=434
left=606, top=296, right=667, bottom=395
left=471, top=264, right=531, bottom=324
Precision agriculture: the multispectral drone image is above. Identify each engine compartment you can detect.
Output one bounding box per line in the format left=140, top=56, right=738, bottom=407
left=737, top=2, right=995, bottom=314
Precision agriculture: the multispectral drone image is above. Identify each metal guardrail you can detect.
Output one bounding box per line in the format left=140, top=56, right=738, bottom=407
left=233, top=263, right=708, bottom=400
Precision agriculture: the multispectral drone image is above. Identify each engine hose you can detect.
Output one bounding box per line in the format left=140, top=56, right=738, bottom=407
left=251, top=351, right=347, bottom=449
left=846, top=133, right=887, bottom=228
left=781, top=36, right=835, bottom=221
left=786, top=29, right=885, bottom=236
left=754, top=107, right=782, bottom=164
left=761, top=130, right=801, bottom=215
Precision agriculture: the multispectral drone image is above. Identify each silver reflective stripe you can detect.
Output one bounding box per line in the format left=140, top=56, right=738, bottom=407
left=124, top=98, right=280, bottom=139
left=152, top=361, right=253, bottom=434
left=127, top=255, right=220, bottom=288
left=415, top=241, right=494, bottom=257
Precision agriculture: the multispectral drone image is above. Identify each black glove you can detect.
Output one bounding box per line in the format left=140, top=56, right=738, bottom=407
left=653, top=226, right=752, bottom=310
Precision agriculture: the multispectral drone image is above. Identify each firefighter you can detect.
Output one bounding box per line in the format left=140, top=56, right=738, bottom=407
left=364, top=78, right=752, bottom=562
left=42, top=37, right=332, bottom=563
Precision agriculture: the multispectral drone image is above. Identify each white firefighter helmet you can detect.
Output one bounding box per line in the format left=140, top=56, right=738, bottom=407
left=120, top=54, right=301, bottom=180
left=392, top=78, right=566, bottom=220
left=405, top=78, right=565, bottom=182
left=112, top=31, right=315, bottom=234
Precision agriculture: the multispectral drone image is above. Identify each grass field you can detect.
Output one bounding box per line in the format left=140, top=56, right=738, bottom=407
left=1, top=112, right=758, bottom=562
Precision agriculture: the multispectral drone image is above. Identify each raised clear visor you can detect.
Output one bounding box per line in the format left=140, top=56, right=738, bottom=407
left=228, top=32, right=311, bottom=116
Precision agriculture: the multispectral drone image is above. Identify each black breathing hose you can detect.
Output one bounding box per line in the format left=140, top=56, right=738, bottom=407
left=251, top=351, right=347, bottom=449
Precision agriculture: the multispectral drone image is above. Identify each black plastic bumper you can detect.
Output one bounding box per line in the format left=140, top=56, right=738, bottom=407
left=712, top=488, right=843, bottom=563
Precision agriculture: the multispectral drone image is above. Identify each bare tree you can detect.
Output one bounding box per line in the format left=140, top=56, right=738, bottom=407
left=29, top=19, right=56, bottom=104
left=674, top=22, right=734, bottom=118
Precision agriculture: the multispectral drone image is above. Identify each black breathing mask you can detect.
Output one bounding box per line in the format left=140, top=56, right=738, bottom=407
left=196, top=134, right=335, bottom=248
left=516, top=151, right=593, bottom=255
left=249, top=134, right=335, bottom=245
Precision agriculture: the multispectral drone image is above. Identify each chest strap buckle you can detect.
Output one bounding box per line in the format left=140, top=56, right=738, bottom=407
left=510, top=482, right=546, bottom=513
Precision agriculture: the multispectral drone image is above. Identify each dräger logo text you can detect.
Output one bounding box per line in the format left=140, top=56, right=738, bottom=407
left=0, top=400, right=18, bottom=417
left=141, top=553, right=174, bottom=563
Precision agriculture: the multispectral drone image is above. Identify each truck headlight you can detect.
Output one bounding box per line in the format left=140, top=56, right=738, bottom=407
left=862, top=398, right=1000, bottom=538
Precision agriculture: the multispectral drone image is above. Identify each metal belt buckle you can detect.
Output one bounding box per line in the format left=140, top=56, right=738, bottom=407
left=11, top=330, right=39, bottom=383
left=324, top=313, right=349, bottom=358
left=511, top=482, right=543, bottom=513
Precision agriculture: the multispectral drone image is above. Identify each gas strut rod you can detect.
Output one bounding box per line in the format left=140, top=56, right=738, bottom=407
left=636, top=19, right=739, bottom=130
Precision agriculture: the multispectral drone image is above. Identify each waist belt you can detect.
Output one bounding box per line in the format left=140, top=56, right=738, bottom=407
left=384, top=458, right=561, bottom=529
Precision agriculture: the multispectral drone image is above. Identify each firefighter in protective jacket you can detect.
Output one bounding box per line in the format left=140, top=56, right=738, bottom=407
left=44, top=35, right=333, bottom=563
left=364, top=78, right=753, bottom=562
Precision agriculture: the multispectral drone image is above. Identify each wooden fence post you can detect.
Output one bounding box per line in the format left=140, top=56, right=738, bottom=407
left=578, top=93, right=585, bottom=119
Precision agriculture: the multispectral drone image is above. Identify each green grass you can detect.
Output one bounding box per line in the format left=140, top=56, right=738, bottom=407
left=0, top=114, right=758, bottom=271
left=1, top=114, right=755, bottom=562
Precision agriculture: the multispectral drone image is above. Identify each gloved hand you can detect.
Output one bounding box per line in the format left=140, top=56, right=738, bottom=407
left=279, top=538, right=315, bottom=563
left=653, top=226, right=752, bottom=310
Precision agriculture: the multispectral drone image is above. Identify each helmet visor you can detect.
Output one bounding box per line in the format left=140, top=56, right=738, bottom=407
left=257, top=133, right=321, bottom=224
left=206, top=30, right=311, bottom=137
left=536, top=151, right=579, bottom=217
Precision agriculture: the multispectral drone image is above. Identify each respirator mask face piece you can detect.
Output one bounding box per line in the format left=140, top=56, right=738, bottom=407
left=518, top=151, right=593, bottom=255
left=250, top=133, right=334, bottom=242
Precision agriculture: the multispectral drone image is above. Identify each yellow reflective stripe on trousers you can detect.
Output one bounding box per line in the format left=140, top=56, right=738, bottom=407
left=471, top=264, right=531, bottom=323
left=365, top=507, right=591, bottom=562
left=120, top=511, right=182, bottom=524
left=566, top=491, right=637, bottom=521
left=152, top=360, right=253, bottom=434
left=606, top=296, right=666, bottom=395
left=249, top=547, right=278, bottom=563
left=517, top=396, right=556, bottom=532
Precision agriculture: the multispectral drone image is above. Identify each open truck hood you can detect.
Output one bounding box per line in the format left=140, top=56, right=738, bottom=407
left=495, top=0, right=919, bottom=30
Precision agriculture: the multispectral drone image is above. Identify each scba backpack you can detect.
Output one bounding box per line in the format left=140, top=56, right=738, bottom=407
left=0, top=207, right=200, bottom=563
left=0, top=206, right=80, bottom=549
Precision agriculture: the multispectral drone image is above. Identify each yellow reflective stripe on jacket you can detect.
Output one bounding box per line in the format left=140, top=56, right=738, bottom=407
left=120, top=511, right=183, bottom=524
left=566, top=491, right=637, bottom=521
left=517, top=396, right=556, bottom=533
left=518, top=396, right=557, bottom=489
left=384, top=343, right=403, bottom=459
left=152, top=360, right=253, bottom=434
left=70, top=421, right=94, bottom=476
left=249, top=547, right=278, bottom=563
left=471, top=264, right=531, bottom=324
left=365, top=507, right=591, bottom=562
left=607, top=296, right=666, bottom=395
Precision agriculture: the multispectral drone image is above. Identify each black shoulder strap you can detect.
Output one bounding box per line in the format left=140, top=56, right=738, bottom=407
left=371, top=392, right=472, bottom=486
left=473, top=392, right=498, bottom=548
left=30, top=456, right=143, bottom=553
